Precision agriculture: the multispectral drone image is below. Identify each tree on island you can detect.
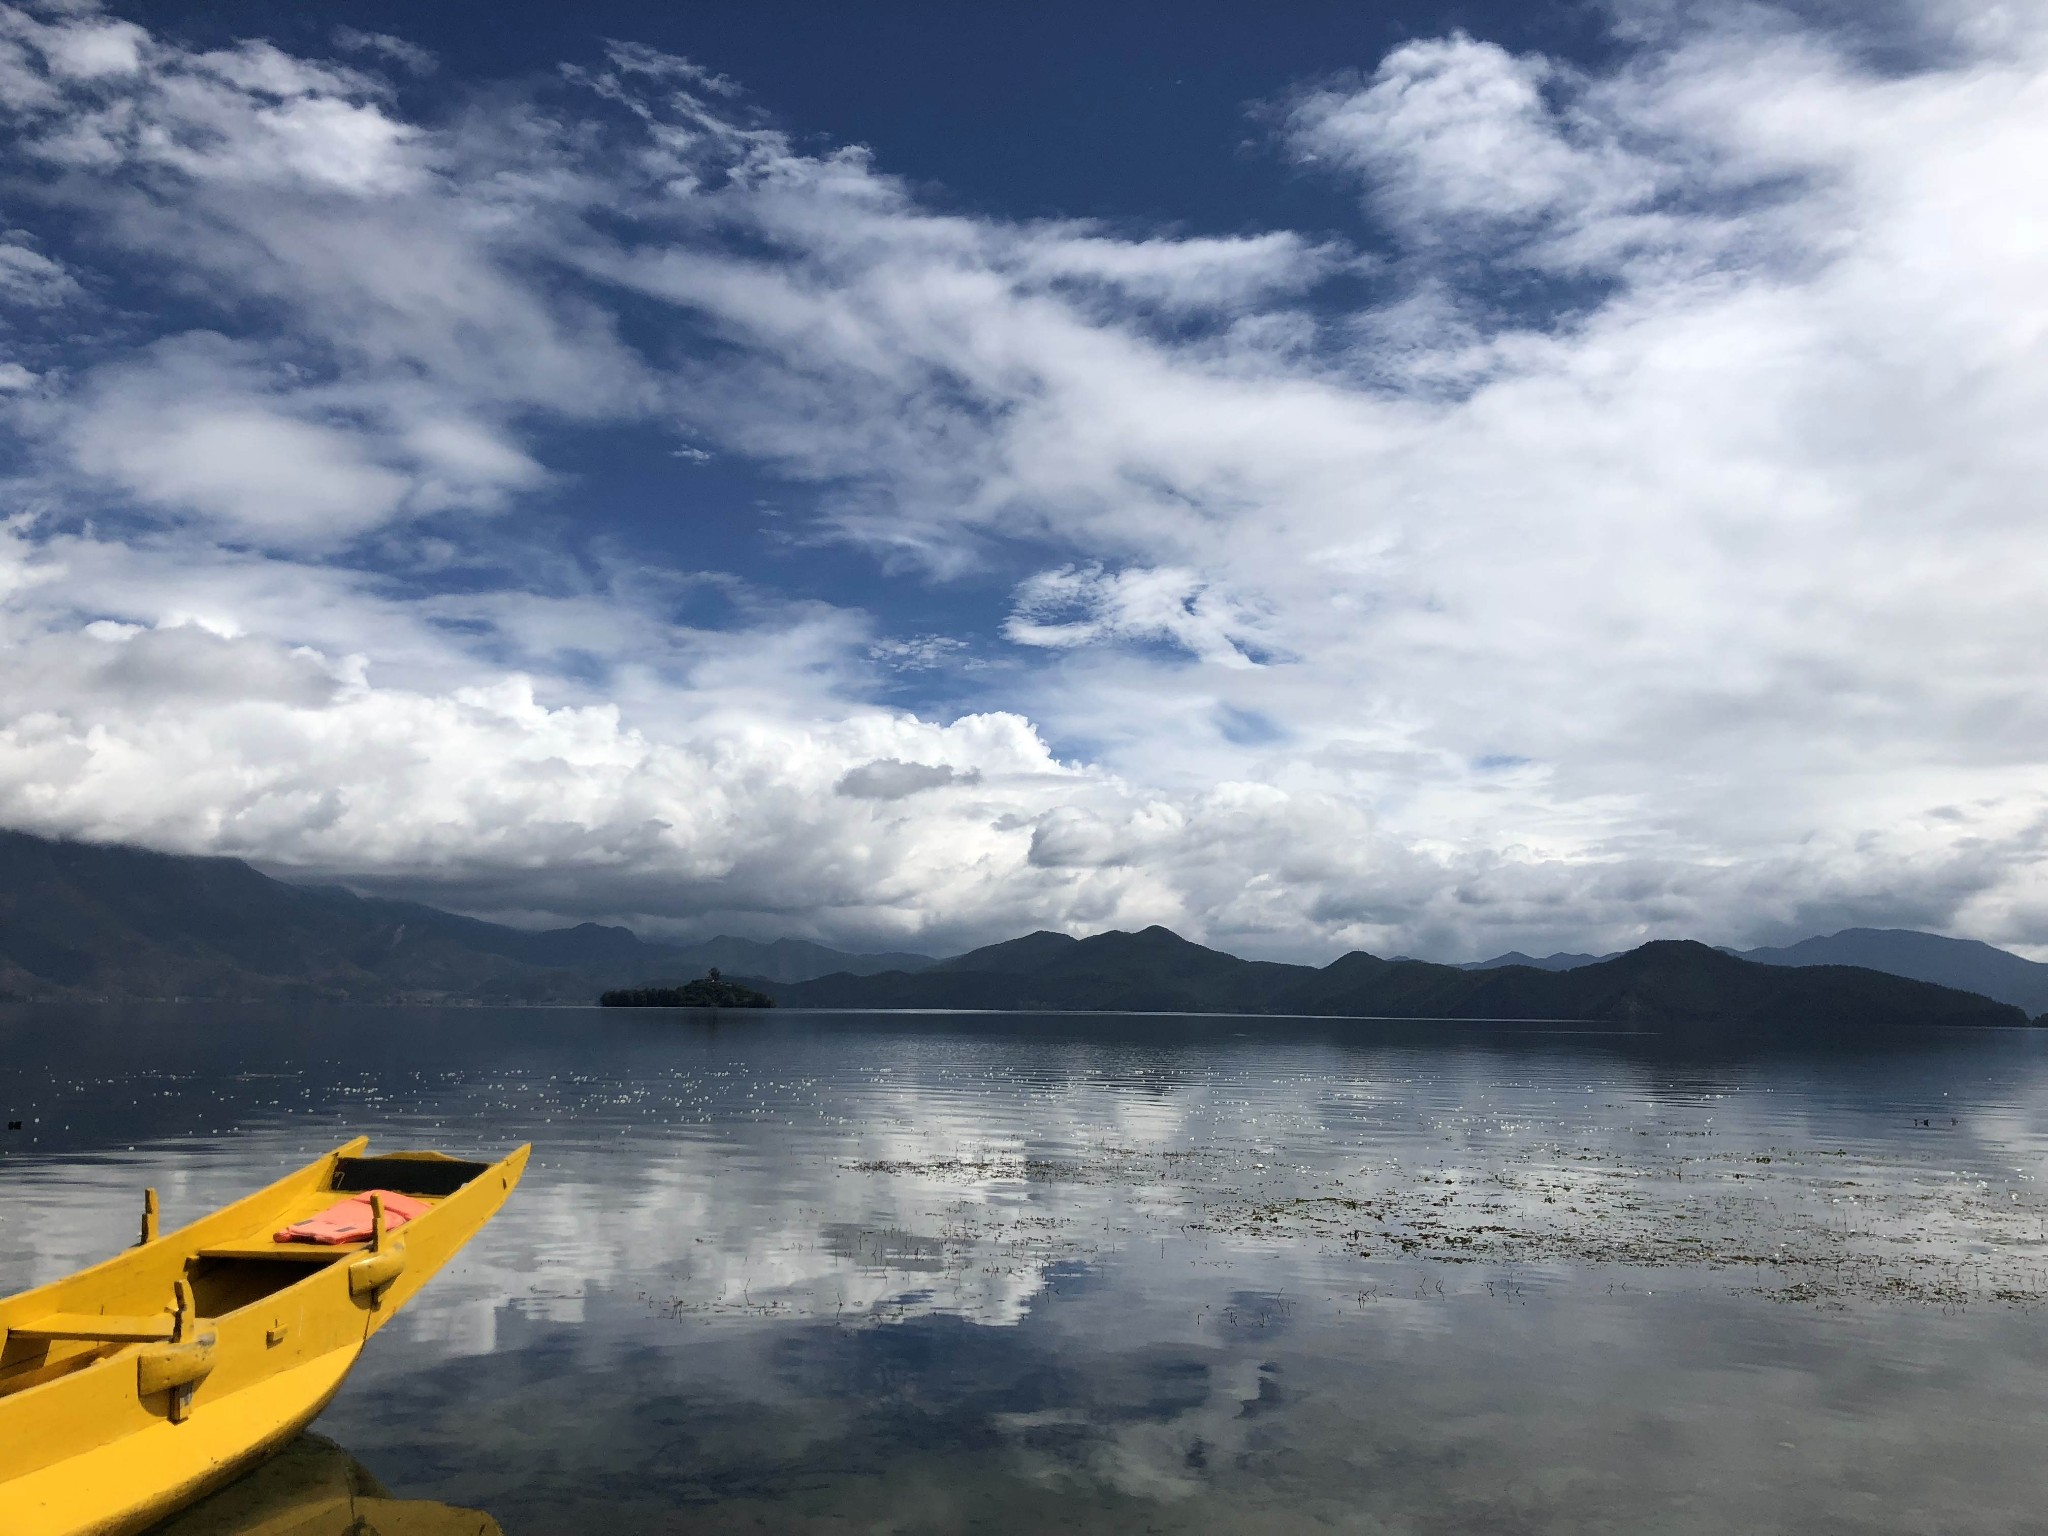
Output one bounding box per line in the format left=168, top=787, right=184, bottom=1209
left=599, top=967, right=775, bottom=1009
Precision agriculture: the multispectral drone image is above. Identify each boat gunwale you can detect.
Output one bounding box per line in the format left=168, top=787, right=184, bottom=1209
left=0, top=1139, right=525, bottom=1400
left=0, top=1137, right=370, bottom=1335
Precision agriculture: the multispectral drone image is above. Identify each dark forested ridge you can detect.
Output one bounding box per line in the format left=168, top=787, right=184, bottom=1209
left=1462, top=928, right=2048, bottom=1014
left=1733, top=928, right=2048, bottom=1016
left=0, top=829, right=927, bottom=1002
left=0, top=826, right=2034, bottom=1026
left=777, top=927, right=2030, bottom=1028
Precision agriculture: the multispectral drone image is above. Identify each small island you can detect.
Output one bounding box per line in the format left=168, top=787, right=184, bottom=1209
left=599, top=968, right=775, bottom=1009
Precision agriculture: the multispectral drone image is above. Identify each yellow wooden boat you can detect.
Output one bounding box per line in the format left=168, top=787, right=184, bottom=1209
left=0, top=1137, right=529, bottom=1536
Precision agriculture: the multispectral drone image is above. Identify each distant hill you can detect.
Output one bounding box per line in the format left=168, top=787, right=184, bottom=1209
left=1733, top=928, right=2048, bottom=1015
left=0, top=829, right=932, bottom=1002
left=779, top=927, right=2027, bottom=1028
left=1459, top=928, right=2048, bottom=1013
left=1462, top=950, right=1615, bottom=972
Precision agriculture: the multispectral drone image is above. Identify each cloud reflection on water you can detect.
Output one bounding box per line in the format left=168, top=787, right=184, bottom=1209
left=10, top=1007, right=2048, bottom=1531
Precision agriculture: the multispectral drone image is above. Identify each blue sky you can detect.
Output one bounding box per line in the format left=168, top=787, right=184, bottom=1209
left=0, top=0, right=2043, bottom=961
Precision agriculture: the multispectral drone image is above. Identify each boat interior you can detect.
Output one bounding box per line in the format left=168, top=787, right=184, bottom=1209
left=0, top=1150, right=496, bottom=1400
left=183, top=1153, right=494, bottom=1316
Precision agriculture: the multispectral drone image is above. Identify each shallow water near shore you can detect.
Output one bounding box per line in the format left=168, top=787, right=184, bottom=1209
left=7, top=1004, right=2048, bottom=1534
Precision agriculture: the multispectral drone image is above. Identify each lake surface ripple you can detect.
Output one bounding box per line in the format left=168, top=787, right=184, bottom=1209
left=5, top=1006, right=2048, bottom=1534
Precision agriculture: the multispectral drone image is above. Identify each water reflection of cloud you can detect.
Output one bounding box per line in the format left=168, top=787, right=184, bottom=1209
left=17, top=1027, right=2048, bottom=1336
left=20, top=1017, right=2048, bottom=1530
left=412, top=1070, right=1242, bottom=1336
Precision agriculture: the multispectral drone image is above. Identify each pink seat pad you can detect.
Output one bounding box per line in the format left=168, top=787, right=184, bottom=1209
left=275, top=1189, right=431, bottom=1245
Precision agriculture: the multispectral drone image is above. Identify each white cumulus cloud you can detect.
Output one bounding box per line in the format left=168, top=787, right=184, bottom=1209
left=0, top=3, right=2042, bottom=962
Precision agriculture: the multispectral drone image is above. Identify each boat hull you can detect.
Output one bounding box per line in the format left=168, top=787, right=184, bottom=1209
left=4, top=1347, right=361, bottom=1536
left=0, top=1139, right=529, bottom=1536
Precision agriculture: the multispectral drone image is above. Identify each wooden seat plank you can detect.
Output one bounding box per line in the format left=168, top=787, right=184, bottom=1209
left=195, top=1240, right=365, bottom=1261
left=11, top=1312, right=175, bottom=1342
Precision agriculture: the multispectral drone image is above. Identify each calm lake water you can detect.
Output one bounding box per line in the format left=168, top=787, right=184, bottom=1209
left=7, top=1005, right=2048, bottom=1534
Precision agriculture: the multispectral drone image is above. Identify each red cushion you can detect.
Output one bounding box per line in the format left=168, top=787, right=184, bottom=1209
left=275, top=1190, right=431, bottom=1245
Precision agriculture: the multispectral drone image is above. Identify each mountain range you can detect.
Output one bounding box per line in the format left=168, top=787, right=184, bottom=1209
left=1463, top=930, right=2048, bottom=1014
left=1461, top=951, right=1614, bottom=973
left=771, top=926, right=2028, bottom=1029
left=0, top=826, right=2039, bottom=1028
left=0, top=829, right=930, bottom=1003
